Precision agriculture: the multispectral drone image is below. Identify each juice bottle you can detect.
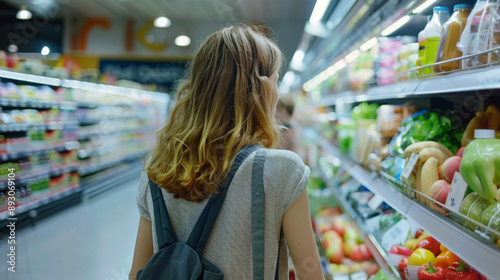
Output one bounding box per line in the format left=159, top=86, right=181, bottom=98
left=423, top=6, right=450, bottom=75
left=417, top=16, right=432, bottom=78
left=435, top=4, right=472, bottom=72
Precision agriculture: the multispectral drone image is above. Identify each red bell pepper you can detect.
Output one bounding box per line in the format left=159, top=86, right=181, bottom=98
left=419, top=262, right=446, bottom=280
left=415, top=228, right=424, bottom=239
left=415, top=237, right=441, bottom=256
left=445, top=261, right=481, bottom=280
left=399, top=257, right=408, bottom=280
left=390, top=244, right=412, bottom=256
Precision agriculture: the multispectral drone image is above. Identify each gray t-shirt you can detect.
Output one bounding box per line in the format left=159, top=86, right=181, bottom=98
left=136, top=149, right=310, bottom=279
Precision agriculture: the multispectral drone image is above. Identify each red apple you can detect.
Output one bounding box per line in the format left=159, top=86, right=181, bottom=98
left=344, top=239, right=358, bottom=256
left=430, top=180, right=451, bottom=209
left=456, top=146, right=467, bottom=157
left=331, top=216, right=347, bottom=237
left=349, top=244, right=373, bottom=261
left=441, top=156, right=462, bottom=182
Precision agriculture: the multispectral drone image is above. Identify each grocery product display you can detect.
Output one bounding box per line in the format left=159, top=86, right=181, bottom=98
left=0, top=69, right=169, bottom=223
left=294, top=1, right=500, bottom=279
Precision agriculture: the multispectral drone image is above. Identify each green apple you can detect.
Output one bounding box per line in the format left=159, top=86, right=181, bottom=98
left=481, top=201, right=500, bottom=243
left=459, top=192, right=492, bottom=230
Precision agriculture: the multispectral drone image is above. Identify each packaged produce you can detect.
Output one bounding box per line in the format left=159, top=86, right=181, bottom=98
left=459, top=192, right=492, bottom=230
left=480, top=201, right=500, bottom=243
left=459, top=129, right=500, bottom=200
left=423, top=6, right=450, bottom=75
left=398, top=257, right=409, bottom=280
left=418, top=262, right=446, bottom=280
left=459, top=0, right=500, bottom=68
left=408, top=248, right=436, bottom=266
left=414, top=236, right=442, bottom=256
left=434, top=245, right=461, bottom=268
left=461, top=105, right=500, bottom=146
left=389, top=244, right=412, bottom=256
left=430, top=180, right=451, bottom=210
left=444, top=261, right=481, bottom=280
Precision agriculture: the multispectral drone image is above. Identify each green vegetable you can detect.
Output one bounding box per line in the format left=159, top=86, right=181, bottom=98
left=351, top=102, right=378, bottom=120
left=395, top=110, right=463, bottom=155
left=372, top=268, right=391, bottom=280
left=459, top=138, right=500, bottom=200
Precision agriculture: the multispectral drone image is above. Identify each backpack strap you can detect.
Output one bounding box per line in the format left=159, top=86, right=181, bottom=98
left=149, top=179, right=178, bottom=249
left=186, top=145, right=261, bottom=255
left=251, top=148, right=267, bottom=280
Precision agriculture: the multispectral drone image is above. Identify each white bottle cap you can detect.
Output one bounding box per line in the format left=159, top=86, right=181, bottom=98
left=474, top=129, right=495, bottom=139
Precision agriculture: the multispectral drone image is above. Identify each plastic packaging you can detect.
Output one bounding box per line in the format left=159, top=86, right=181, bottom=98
left=423, top=6, right=450, bottom=75
left=435, top=4, right=472, bottom=72
left=458, top=0, right=500, bottom=68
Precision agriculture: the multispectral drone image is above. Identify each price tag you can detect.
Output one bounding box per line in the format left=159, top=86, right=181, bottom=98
left=368, top=194, right=384, bottom=211
left=381, top=219, right=410, bottom=252
left=401, top=153, right=419, bottom=179
left=445, top=172, right=468, bottom=212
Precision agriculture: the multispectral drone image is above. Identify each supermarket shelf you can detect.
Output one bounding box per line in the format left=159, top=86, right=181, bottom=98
left=77, top=115, right=142, bottom=125
left=0, top=121, right=79, bottom=133
left=0, top=98, right=78, bottom=110
left=77, top=139, right=146, bottom=159
left=0, top=183, right=81, bottom=221
left=78, top=149, right=148, bottom=176
left=313, top=65, right=500, bottom=107
left=76, top=101, right=132, bottom=108
left=77, top=127, right=148, bottom=140
left=314, top=135, right=500, bottom=279
left=0, top=141, right=80, bottom=161
left=0, top=164, right=79, bottom=188
left=317, top=169, right=401, bottom=279
left=0, top=69, right=166, bottom=99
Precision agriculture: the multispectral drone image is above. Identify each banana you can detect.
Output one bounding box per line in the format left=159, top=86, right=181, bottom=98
left=404, top=141, right=454, bottom=158
left=418, top=147, right=451, bottom=166
left=420, top=157, right=439, bottom=207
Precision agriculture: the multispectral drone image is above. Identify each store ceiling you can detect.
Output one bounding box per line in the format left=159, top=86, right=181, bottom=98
left=1, top=0, right=315, bottom=67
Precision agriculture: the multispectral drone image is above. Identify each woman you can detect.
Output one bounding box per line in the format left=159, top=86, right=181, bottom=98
left=130, top=25, right=322, bottom=280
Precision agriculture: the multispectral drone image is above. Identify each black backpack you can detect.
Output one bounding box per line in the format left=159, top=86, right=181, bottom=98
left=137, top=146, right=280, bottom=280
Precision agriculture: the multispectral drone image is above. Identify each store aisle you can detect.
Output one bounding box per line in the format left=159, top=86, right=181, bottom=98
left=1, top=177, right=141, bottom=280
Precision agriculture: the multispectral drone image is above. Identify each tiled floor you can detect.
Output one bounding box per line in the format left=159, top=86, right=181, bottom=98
left=0, top=177, right=141, bottom=280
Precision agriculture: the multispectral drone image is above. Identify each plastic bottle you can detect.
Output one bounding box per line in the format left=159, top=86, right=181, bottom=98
left=416, top=16, right=432, bottom=78
left=423, top=6, right=450, bottom=75
left=435, top=4, right=473, bottom=72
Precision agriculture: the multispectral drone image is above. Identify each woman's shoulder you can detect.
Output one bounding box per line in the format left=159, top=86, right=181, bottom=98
left=261, top=149, right=309, bottom=180
left=264, top=149, right=304, bottom=167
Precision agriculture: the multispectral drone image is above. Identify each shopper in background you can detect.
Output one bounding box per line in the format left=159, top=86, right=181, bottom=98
left=276, top=95, right=300, bottom=154
left=130, top=25, right=322, bottom=279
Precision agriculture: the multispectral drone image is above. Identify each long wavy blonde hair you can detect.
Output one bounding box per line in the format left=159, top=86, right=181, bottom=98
left=147, top=25, right=283, bottom=202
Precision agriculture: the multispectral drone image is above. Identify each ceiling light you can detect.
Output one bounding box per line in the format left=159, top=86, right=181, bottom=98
left=345, top=50, right=360, bottom=62
left=360, top=37, right=378, bottom=52
left=154, top=17, right=171, bottom=28
left=8, top=45, right=18, bottom=53
left=16, top=5, right=32, bottom=20
left=41, top=46, right=50, bottom=56
left=175, top=35, right=191, bottom=47
left=309, top=0, right=332, bottom=24
left=412, top=0, right=439, bottom=14
left=381, top=15, right=411, bottom=36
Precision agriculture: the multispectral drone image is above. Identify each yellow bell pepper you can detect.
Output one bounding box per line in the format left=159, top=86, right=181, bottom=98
left=404, top=239, right=419, bottom=251
left=416, top=231, right=431, bottom=243
left=408, top=248, right=436, bottom=266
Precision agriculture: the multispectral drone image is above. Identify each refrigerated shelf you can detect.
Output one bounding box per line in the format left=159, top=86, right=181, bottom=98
left=313, top=135, right=500, bottom=279
left=316, top=168, right=401, bottom=279
left=312, top=65, right=500, bottom=107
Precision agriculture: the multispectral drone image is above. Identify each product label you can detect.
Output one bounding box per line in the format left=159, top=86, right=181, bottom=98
left=381, top=219, right=411, bottom=252
left=401, top=153, right=419, bottom=179
left=423, top=37, right=440, bottom=74
left=445, top=172, right=468, bottom=211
